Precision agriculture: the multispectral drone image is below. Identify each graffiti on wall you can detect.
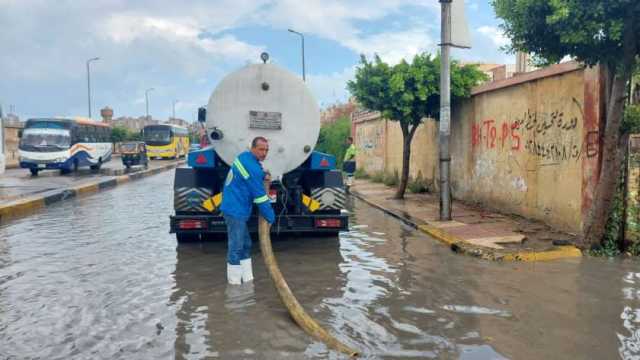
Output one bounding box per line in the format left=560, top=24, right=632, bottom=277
left=355, top=123, right=385, bottom=172
left=471, top=99, right=599, bottom=164
left=356, top=126, right=383, bottom=150
left=471, top=119, right=521, bottom=151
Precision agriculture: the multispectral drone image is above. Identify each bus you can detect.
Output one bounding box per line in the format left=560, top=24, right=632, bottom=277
left=18, top=118, right=112, bottom=176
left=143, top=124, right=189, bottom=159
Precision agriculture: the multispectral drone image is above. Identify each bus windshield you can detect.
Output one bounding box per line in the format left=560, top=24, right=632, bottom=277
left=144, top=127, right=171, bottom=145
left=19, top=128, right=71, bottom=152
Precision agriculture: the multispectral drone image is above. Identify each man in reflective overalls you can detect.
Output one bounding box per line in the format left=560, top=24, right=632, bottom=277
left=342, top=136, right=357, bottom=189
left=220, top=137, right=275, bottom=285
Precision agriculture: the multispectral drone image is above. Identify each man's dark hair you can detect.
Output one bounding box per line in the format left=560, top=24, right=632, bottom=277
left=347, top=136, right=353, bottom=142
left=251, top=136, right=268, bottom=148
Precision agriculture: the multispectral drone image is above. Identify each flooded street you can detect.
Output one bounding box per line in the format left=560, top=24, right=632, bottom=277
left=1, top=171, right=639, bottom=359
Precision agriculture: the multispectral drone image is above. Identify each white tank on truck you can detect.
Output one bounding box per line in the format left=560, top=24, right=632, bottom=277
left=170, top=53, right=348, bottom=241
left=206, top=61, right=320, bottom=180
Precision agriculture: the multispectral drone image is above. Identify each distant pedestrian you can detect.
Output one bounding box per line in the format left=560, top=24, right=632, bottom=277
left=220, top=137, right=275, bottom=285
left=342, top=136, right=356, bottom=188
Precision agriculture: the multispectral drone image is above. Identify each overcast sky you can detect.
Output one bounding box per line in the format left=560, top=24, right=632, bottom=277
left=0, top=0, right=511, bottom=122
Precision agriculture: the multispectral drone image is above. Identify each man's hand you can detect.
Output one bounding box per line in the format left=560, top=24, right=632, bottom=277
left=264, top=170, right=272, bottom=183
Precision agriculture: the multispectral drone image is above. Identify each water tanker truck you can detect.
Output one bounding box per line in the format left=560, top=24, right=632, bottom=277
left=170, top=55, right=349, bottom=242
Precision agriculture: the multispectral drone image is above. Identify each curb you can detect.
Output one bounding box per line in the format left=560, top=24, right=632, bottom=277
left=351, top=190, right=582, bottom=262
left=0, top=161, right=183, bottom=224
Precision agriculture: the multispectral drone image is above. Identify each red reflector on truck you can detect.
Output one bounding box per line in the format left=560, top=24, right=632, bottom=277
left=269, top=189, right=277, bottom=203
left=315, top=218, right=342, bottom=228
left=196, top=154, right=208, bottom=164
left=179, top=219, right=206, bottom=229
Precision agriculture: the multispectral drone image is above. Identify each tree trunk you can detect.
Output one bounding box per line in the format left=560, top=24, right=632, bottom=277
left=394, top=123, right=419, bottom=199
left=581, top=18, right=636, bottom=248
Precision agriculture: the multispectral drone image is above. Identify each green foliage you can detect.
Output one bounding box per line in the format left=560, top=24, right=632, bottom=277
left=354, top=168, right=368, bottom=179
left=129, top=130, right=142, bottom=141
left=492, top=0, right=640, bottom=68
left=110, top=127, right=128, bottom=143
left=590, top=158, right=626, bottom=257
left=315, top=116, right=352, bottom=167
left=347, top=53, right=488, bottom=125
left=370, top=171, right=385, bottom=183
left=588, top=236, right=622, bottom=257
left=189, top=132, right=200, bottom=144
left=408, top=171, right=430, bottom=193
left=110, top=126, right=141, bottom=143
left=383, top=169, right=399, bottom=187
left=347, top=52, right=487, bottom=198
left=622, top=105, right=640, bottom=135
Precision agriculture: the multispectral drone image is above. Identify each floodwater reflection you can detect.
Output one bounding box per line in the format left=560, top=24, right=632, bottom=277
left=619, top=272, right=640, bottom=359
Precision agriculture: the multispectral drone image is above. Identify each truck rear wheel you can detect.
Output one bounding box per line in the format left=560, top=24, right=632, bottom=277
left=176, top=233, right=200, bottom=243
left=30, top=168, right=39, bottom=176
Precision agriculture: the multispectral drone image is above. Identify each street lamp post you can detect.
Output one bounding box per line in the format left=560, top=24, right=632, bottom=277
left=86, top=57, right=100, bottom=118
left=172, top=99, right=179, bottom=120
left=145, top=88, right=154, bottom=120
left=287, top=29, right=306, bottom=81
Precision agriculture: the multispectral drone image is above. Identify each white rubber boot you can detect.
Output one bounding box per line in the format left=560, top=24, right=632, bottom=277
left=227, top=263, right=242, bottom=285
left=347, top=175, right=354, bottom=187
left=240, top=258, right=254, bottom=283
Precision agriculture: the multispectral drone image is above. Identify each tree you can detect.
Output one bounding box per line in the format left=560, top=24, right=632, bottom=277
left=348, top=53, right=487, bottom=199
left=492, top=0, right=640, bottom=248
left=315, top=116, right=352, bottom=168
left=111, top=126, right=142, bottom=143
left=110, top=126, right=129, bottom=143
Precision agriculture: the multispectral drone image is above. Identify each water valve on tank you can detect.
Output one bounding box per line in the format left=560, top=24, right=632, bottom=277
left=210, top=127, right=224, bottom=141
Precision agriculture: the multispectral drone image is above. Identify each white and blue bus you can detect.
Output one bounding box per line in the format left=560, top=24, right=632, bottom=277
left=19, top=118, right=112, bottom=176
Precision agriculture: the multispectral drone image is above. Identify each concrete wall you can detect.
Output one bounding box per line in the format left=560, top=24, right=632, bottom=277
left=3, top=122, right=23, bottom=168
left=353, top=62, right=603, bottom=234
left=384, top=119, right=439, bottom=183
left=626, top=135, right=640, bottom=244
left=353, top=110, right=439, bottom=183
left=353, top=111, right=386, bottom=174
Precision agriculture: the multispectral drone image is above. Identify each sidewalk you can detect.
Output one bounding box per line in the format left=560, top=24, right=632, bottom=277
left=351, top=179, right=582, bottom=261
left=0, top=158, right=184, bottom=224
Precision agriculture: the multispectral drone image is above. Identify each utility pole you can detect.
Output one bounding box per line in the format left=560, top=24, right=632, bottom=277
left=86, top=57, right=100, bottom=118
left=145, top=88, right=154, bottom=120
left=172, top=99, right=178, bottom=120
left=288, top=29, right=306, bottom=81
left=439, top=0, right=452, bottom=221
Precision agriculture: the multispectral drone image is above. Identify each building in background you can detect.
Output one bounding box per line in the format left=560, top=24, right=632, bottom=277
left=320, top=99, right=357, bottom=125
left=1, top=114, right=24, bottom=169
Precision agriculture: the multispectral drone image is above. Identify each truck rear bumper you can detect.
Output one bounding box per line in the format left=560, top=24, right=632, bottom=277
left=170, top=214, right=349, bottom=234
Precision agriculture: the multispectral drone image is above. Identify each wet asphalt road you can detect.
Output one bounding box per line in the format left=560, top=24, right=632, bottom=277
left=1, top=171, right=639, bottom=359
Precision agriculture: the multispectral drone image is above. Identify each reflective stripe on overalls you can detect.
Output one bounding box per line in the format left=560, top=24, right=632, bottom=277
left=234, top=158, right=269, bottom=204
left=233, top=159, right=250, bottom=179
